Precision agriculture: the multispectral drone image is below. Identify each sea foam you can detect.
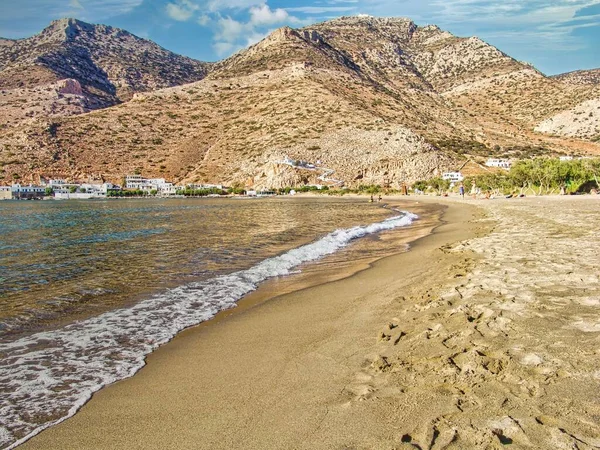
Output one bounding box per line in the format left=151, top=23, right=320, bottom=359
left=0, top=211, right=417, bottom=449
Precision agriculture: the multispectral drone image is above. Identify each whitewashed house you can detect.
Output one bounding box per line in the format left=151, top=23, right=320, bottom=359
left=485, top=159, right=512, bottom=170
left=442, top=172, right=464, bottom=183
left=12, top=184, right=45, bottom=199
left=125, top=175, right=146, bottom=189
left=54, top=183, right=119, bottom=199
left=125, top=175, right=177, bottom=195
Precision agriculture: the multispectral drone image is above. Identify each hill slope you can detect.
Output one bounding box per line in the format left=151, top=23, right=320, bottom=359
left=553, top=69, right=600, bottom=86
left=0, top=18, right=211, bottom=126
left=0, top=16, right=598, bottom=188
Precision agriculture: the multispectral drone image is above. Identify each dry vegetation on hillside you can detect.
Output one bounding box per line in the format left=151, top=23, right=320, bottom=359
left=1, top=16, right=598, bottom=188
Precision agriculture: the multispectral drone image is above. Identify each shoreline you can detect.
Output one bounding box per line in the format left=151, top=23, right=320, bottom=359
left=20, top=195, right=600, bottom=449
left=20, top=198, right=484, bottom=449
left=0, top=198, right=419, bottom=447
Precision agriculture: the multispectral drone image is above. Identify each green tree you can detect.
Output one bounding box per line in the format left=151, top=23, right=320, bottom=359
left=428, top=177, right=450, bottom=195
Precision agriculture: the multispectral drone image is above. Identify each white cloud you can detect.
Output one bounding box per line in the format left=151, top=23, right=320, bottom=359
left=284, top=6, right=357, bottom=14
left=208, top=1, right=303, bottom=57
left=69, top=0, right=83, bottom=10
left=249, top=4, right=290, bottom=26
left=206, top=0, right=264, bottom=13
left=197, top=14, right=211, bottom=26
left=245, top=29, right=272, bottom=46
left=166, top=0, right=199, bottom=21
left=215, top=16, right=248, bottom=42
left=213, top=41, right=242, bottom=56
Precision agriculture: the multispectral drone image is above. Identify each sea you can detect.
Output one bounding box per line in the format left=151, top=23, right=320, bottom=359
left=0, top=197, right=418, bottom=448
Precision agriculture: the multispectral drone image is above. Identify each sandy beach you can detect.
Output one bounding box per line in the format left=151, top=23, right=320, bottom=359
left=20, top=196, right=600, bottom=449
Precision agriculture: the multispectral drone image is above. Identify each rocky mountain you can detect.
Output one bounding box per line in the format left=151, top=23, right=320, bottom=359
left=0, top=16, right=598, bottom=188
left=531, top=69, right=600, bottom=140
left=553, top=69, right=600, bottom=86
left=0, top=18, right=211, bottom=126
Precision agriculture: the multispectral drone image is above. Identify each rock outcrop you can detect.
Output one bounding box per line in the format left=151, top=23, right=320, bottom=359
left=535, top=98, right=600, bottom=139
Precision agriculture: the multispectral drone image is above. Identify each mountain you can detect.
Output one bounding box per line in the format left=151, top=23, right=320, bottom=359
left=0, top=18, right=211, bottom=126
left=0, top=16, right=598, bottom=188
left=533, top=69, right=600, bottom=139
left=553, top=69, right=600, bottom=86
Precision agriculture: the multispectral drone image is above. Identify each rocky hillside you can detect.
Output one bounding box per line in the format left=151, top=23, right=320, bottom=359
left=553, top=69, right=600, bottom=86
left=0, top=18, right=211, bottom=126
left=0, top=16, right=598, bottom=188
left=535, top=98, right=600, bottom=140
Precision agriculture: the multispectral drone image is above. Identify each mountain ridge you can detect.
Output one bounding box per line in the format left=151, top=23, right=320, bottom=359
left=0, top=18, right=211, bottom=126
left=553, top=68, right=600, bottom=86
left=0, top=16, right=598, bottom=188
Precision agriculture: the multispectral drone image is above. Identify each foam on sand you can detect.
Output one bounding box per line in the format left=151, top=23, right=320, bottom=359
left=0, top=211, right=417, bottom=449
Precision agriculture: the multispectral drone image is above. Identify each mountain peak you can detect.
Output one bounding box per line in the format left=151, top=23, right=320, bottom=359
left=0, top=17, right=210, bottom=112
left=38, top=17, right=98, bottom=42
left=49, top=17, right=86, bottom=28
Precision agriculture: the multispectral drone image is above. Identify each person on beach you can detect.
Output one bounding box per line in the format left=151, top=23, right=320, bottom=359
left=459, top=184, right=465, bottom=198
left=369, top=195, right=374, bottom=203
left=378, top=195, right=382, bottom=202
left=471, top=183, right=478, bottom=199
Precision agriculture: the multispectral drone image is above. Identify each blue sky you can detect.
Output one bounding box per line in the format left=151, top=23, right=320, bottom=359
left=0, top=0, right=599, bottom=75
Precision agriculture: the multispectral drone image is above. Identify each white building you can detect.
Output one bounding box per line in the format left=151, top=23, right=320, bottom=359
left=442, top=172, right=464, bottom=183
left=54, top=183, right=120, bottom=199
left=126, top=175, right=177, bottom=195
left=186, top=183, right=223, bottom=191
left=11, top=184, right=45, bottom=199
left=485, top=159, right=512, bottom=170
left=48, top=179, right=68, bottom=187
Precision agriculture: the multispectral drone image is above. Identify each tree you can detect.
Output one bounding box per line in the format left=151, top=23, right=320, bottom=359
left=412, top=180, right=428, bottom=192
left=428, top=177, right=450, bottom=195
left=582, top=159, right=600, bottom=189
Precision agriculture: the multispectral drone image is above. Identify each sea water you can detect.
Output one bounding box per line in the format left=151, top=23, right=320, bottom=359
left=0, top=197, right=417, bottom=448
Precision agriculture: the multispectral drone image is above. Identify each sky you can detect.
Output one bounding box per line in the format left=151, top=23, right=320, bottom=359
left=0, top=0, right=599, bottom=75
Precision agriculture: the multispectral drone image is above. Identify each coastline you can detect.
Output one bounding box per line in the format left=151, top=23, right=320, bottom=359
left=19, top=198, right=482, bottom=449
left=20, top=195, right=600, bottom=448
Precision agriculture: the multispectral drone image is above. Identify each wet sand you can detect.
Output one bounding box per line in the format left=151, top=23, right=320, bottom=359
left=21, top=196, right=600, bottom=449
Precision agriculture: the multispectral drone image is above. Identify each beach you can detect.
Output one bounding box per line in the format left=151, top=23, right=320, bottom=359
left=20, top=196, right=600, bottom=449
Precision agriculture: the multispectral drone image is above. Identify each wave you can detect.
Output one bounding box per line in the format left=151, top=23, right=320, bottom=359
left=0, top=211, right=417, bottom=449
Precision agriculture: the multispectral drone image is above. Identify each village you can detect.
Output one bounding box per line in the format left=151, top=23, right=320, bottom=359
left=0, top=155, right=594, bottom=201
left=0, top=174, right=232, bottom=200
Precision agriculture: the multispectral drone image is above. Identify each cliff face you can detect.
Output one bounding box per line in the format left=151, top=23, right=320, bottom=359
left=0, top=18, right=211, bottom=125
left=0, top=16, right=598, bottom=188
